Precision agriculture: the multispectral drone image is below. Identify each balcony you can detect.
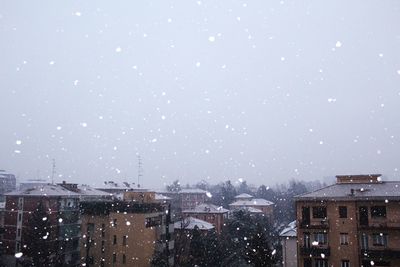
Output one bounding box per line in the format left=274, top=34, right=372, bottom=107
left=361, top=249, right=400, bottom=259
left=359, top=221, right=400, bottom=230
left=300, top=219, right=329, bottom=229
left=300, top=246, right=330, bottom=257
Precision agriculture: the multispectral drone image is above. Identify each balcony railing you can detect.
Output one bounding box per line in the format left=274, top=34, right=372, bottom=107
left=300, top=246, right=330, bottom=257
left=359, top=221, right=400, bottom=230
left=361, top=249, right=400, bottom=259
left=300, top=219, right=329, bottom=229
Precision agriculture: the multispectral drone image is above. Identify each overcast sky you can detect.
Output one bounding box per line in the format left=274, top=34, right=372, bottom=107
left=1, top=1, right=399, bottom=189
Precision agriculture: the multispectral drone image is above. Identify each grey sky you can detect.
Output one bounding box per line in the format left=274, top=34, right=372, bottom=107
left=1, top=1, right=399, bottom=189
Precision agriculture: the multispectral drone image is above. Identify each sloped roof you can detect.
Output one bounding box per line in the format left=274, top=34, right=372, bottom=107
left=5, top=184, right=80, bottom=197
left=182, top=203, right=229, bottom=214
left=295, top=181, right=400, bottom=201
left=77, top=185, right=111, bottom=196
left=242, top=206, right=263, bottom=213
left=155, top=193, right=171, bottom=201
left=279, top=220, right=297, bottom=237
left=235, top=193, right=253, bottom=199
left=230, top=198, right=274, bottom=206
left=174, top=217, right=215, bottom=230
left=179, top=188, right=208, bottom=194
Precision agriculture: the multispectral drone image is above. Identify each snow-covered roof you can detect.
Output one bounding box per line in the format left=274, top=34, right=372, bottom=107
left=230, top=198, right=274, bottom=207
left=5, top=184, right=80, bottom=197
left=174, top=217, right=215, bottom=230
left=242, top=207, right=263, bottom=213
left=179, top=188, right=208, bottom=194
left=295, top=181, right=400, bottom=201
left=235, top=193, right=253, bottom=199
left=155, top=193, right=171, bottom=201
left=96, top=181, right=132, bottom=190
left=157, top=188, right=208, bottom=194
left=279, top=220, right=297, bottom=237
left=183, top=203, right=229, bottom=214
left=77, top=185, right=111, bottom=196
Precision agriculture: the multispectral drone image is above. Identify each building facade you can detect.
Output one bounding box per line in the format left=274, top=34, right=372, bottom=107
left=80, top=190, right=174, bottom=267
left=295, top=174, right=400, bottom=267
left=182, top=203, right=229, bottom=233
left=0, top=170, right=16, bottom=201
left=279, top=220, right=297, bottom=267
left=3, top=184, right=81, bottom=266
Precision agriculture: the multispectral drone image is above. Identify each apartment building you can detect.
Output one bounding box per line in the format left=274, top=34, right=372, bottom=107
left=0, top=170, right=16, bottom=201
left=80, top=190, right=174, bottom=267
left=182, top=203, right=229, bottom=233
left=229, top=193, right=274, bottom=218
left=158, top=188, right=208, bottom=216
left=3, top=184, right=81, bottom=266
left=295, top=174, right=400, bottom=267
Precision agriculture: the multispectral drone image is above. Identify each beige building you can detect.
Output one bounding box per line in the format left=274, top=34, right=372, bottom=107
left=295, top=174, right=400, bottom=267
left=80, top=190, right=174, bottom=267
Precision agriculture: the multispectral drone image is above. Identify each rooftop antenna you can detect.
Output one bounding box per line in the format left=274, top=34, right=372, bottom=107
left=137, top=155, right=143, bottom=188
left=51, top=159, right=56, bottom=184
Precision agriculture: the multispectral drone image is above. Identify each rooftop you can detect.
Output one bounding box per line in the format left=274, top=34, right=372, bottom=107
left=230, top=198, right=274, bottom=206
left=5, top=184, right=80, bottom=197
left=174, top=217, right=215, bottom=230
left=295, top=177, right=400, bottom=201
left=235, top=193, right=254, bottom=199
left=182, top=203, right=229, bottom=214
left=77, top=185, right=111, bottom=196
left=279, top=220, right=297, bottom=237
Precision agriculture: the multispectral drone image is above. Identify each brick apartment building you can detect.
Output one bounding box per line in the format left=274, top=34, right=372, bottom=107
left=3, top=184, right=81, bottom=266
left=80, top=190, right=174, bottom=267
left=295, top=174, right=400, bottom=267
left=182, top=203, right=229, bottom=233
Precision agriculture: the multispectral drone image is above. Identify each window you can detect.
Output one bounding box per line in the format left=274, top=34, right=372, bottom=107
left=101, top=241, right=105, bottom=253
left=361, top=233, right=368, bottom=249
left=145, top=216, right=162, bottom=228
left=113, top=235, right=117, bottom=245
left=304, top=259, right=312, bottom=267
left=18, top=197, right=23, bottom=209
left=340, top=233, right=349, bottom=245
left=112, top=219, right=117, bottom=227
left=303, top=232, right=311, bottom=248
left=312, top=207, right=327, bottom=219
left=17, top=228, right=21, bottom=237
left=315, top=259, right=328, bottom=267
left=314, top=232, right=328, bottom=245
left=122, top=254, right=126, bottom=264
left=372, top=233, right=388, bottom=247
left=87, top=223, right=95, bottom=235
left=18, top=213, right=22, bottom=222
left=339, top=206, right=347, bottom=218
left=341, top=260, right=350, bottom=267
left=123, top=235, right=127, bottom=246
left=101, top=223, right=105, bottom=238
left=113, top=253, right=116, bottom=263
left=371, top=206, right=386, bottom=218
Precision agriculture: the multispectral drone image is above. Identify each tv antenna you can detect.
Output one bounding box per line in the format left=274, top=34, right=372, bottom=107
left=51, top=159, right=56, bottom=184
left=137, top=155, right=143, bottom=188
